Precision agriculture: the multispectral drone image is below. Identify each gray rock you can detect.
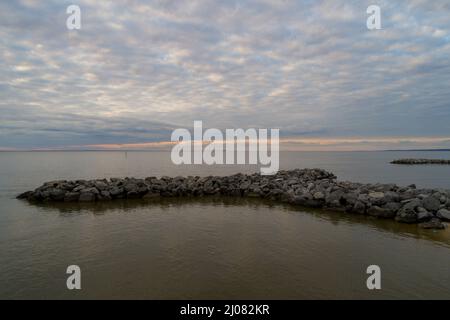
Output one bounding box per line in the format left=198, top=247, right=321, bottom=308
left=384, top=191, right=400, bottom=203
left=64, top=192, right=80, bottom=202
left=109, top=187, right=123, bottom=197
left=49, top=188, right=65, bottom=201
left=352, top=201, right=366, bottom=214
left=80, top=187, right=99, bottom=195
left=342, top=192, right=358, bottom=206
left=392, top=159, right=450, bottom=165
left=419, top=218, right=446, bottom=230
left=357, top=193, right=370, bottom=204
left=383, top=202, right=402, bottom=212
left=313, top=191, right=325, bottom=200
left=368, top=205, right=396, bottom=218
left=402, top=198, right=422, bottom=210
left=396, top=200, right=422, bottom=223
left=422, top=196, right=441, bottom=212
left=416, top=208, right=433, bottom=222
left=417, top=193, right=429, bottom=200
left=124, top=183, right=138, bottom=193
left=98, top=191, right=111, bottom=201
left=437, top=208, right=450, bottom=221
left=73, top=185, right=85, bottom=193
left=94, top=181, right=108, bottom=190
left=268, top=188, right=283, bottom=198
left=16, top=191, right=33, bottom=199
left=239, top=182, right=250, bottom=190
left=368, top=192, right=384, bottom=199
left=326, top=190, right=344, bottom=204
left=247, top=191, right=261, bottom=198
left=79, top=192, right=96, bottom=202
left=292, top=195, right=322, bottom=208
left=127, top=191, right=140, bottom=199
left=396, top=211, right=417, bottom=223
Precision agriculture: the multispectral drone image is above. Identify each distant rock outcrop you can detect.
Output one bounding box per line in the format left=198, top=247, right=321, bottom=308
left=391, top=159, right=450, bottom=165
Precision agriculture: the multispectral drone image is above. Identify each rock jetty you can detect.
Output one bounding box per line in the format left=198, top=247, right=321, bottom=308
left=391, top=159, right=450, bottom=165
left=17, top=169, right=449, bottom=229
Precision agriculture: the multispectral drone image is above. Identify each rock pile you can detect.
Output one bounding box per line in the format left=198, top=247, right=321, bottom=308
left=17, top=169, right=449, bottom=229
left=391, top=159, right=450, bottom=165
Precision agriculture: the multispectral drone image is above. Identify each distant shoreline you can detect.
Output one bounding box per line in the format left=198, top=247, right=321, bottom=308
left=384, top=149, right=450, bottom=152
left=1, top=149, right=450, bottom=153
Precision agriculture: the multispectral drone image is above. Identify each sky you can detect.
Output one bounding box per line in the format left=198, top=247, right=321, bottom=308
left=1, top=0, right=450, bottom=151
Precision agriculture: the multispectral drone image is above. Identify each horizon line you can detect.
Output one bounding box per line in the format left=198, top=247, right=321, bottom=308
left=1, top=148, right=450, bottom=153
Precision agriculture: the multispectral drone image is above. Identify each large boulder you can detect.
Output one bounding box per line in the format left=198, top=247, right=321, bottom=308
left=352, top=201, right=366, bottom=214
left=64, top=192, right=80, bottom=202
left=94, top=180, right=108, bottom=191
left=109, top=187, right=124, bottom=198
left=79, top=192, right=96, bottom=202
left=80, top=187, right=99, bottom=195
left=384, top=191, right=400, bottom=202
left=383, top=202, right=401, bottom=213
left=395, top=199, right=422, bottom=223
left=73, top=185, right=85, bottom=193
left=98, top=191, right=112, bottom=201
left=313, top=191, right=325, bottom=200
left=422, top=196, right=441, bottom=212
left=416, top=207, right=433, bottom=222
left=437, top=208, right=450, bottom=221
left=342, top=192, right=358, bottom=206
left=401, top=198, right=422, bottom=210
left=368, top=192, right=386, bottom=206
left=325, top=190, right=344, bottom=205
left=49, top=188, right=65, bottom=201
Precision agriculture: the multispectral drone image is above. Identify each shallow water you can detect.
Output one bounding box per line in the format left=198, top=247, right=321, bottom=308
left=0, top=151, right=449, bottom=299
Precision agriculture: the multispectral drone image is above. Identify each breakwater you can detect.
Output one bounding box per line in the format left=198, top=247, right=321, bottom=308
left=17, top=169, right=450, bottom=229
left=391, top=159, right=450, bottom=165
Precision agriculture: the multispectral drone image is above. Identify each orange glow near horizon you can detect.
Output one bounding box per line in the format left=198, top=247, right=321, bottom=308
left=2, top=136, right=449, bottom=152
left=73, top=136, right=450, bottom=152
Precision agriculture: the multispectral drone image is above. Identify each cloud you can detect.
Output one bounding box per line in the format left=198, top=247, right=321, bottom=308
left=0, top=0, right=449, bottom=149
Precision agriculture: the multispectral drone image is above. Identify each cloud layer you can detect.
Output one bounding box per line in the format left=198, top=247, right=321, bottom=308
left=1, top=0, right=450, bottom=150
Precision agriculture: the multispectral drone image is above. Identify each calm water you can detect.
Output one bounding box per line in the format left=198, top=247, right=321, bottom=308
left=0, top=151, right=449, bottom=299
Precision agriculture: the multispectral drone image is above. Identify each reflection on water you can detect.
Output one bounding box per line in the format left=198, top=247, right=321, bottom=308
left=0, top=151, right=449, bottom=299
left=31, top=197, right=450, bottom=247
left=1, top=197, right=449, bottom=300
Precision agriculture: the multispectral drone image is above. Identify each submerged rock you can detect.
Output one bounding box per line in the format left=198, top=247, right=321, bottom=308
left=419, top=218, right=446, bottom=230
left=368, top=205, right=396, bottom=218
